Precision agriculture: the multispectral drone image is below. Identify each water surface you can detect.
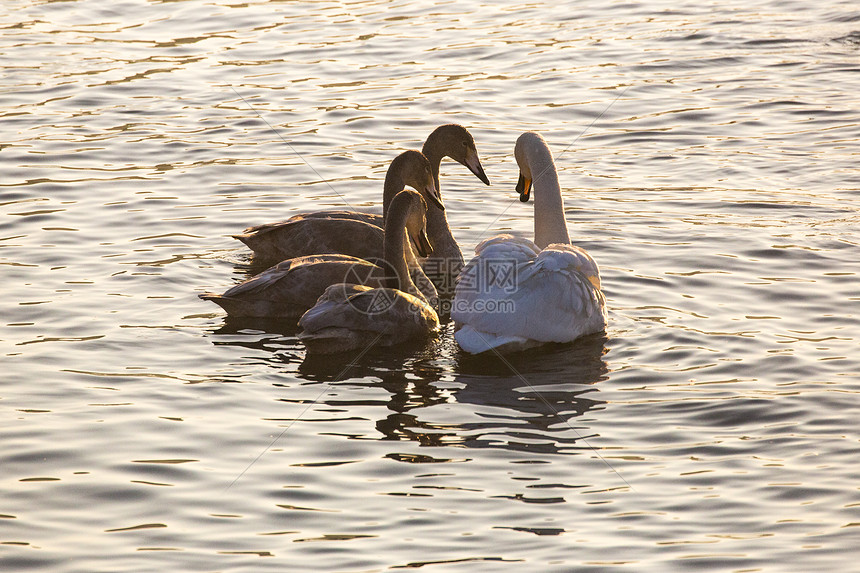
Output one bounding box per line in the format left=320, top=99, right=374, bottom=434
left=2, top=0, right=859, bottom=571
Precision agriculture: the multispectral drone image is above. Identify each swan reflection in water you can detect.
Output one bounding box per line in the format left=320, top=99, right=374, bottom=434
left=204, top=320, right=609, bottom=455
left=443, top=333, right=609, bottom=454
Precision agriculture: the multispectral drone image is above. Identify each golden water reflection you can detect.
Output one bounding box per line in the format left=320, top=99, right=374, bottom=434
left=207, top=321, right=609, bottom=454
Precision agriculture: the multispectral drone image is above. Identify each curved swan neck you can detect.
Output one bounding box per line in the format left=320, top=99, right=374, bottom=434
left=383, top=205, right=422, bottom=300
left=528, top=145, right=570, bottom=249
left=382, top=164, right=407, bottom=221
left=420, top=133, right=460, bottom=260
left=421, top=136, right=445, bottom=193
left=423, top=203, right=458, bottom=262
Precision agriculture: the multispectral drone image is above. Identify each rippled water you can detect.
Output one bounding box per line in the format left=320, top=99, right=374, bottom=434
left=2, top=0, right=859, bottom=571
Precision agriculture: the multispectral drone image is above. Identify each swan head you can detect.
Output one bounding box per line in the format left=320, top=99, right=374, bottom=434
left=428, top=124, right=490, bottom=185
left=513, top=131, right=552, bottom=202
left=395, top=150, right=445, bottom=212
left=406, top=192, right=433, bottom=258
left=391, top=189, right=434, bottom=258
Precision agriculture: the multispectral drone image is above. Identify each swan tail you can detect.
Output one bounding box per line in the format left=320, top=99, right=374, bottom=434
left=199, top=292, right=244, bottom=315
left=198, top=292, right=303, bottom=319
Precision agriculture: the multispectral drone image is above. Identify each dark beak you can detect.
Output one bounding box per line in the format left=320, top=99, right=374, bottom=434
left=465, top=152, right=490, bottom=186
left=425, top=182, right=445, bottom=211
left=516, top=173, right=532, bottom=202
left=413, top=228, right=433, bottom=258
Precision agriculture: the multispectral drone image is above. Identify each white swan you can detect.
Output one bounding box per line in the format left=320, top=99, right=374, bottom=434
left=298, top=190, right=440, bottom=354
left=451, top=132, right=607, bottom=354
left=233, top=124, right=489, bottom=296
left=199, top=151, right=437, bottom=323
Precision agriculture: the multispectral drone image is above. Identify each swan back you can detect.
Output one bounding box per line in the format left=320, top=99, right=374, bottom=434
left=452, top=240, right=605, bottom=351
left=199, top=254, right=384, bottom=319
left=298, top=191, right=441, bottom=354
left=298, top=283, right=440, bottom=354
left=234, top=218, right=384, bottom=265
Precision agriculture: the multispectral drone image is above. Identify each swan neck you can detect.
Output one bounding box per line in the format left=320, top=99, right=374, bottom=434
left=423, top=201, right=458, bottom=263
left=383, top=210, right=422, bottom=299
left=420, top=138, right=461, bottom=262
left=420, top=138, right=444, bottom=193
left=531, top=154, right=570, bottom=249
left=382, top=167, right=406, bottom=221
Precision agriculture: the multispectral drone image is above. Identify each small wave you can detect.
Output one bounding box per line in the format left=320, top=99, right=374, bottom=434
left=834, top=31, right=860, bottom=46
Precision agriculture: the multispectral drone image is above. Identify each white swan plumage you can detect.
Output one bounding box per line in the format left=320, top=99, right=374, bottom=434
left=451, top=132, right=607, bottom=354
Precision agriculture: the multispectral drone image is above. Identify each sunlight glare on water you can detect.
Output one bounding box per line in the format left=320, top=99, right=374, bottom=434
left=1, top=0, right=858, bottom=571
